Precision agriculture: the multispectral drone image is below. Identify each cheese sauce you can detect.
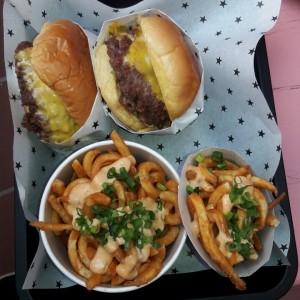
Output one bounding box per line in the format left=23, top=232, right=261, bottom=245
left=67, top=156, right=132, bottom=219
left=186, top=165, right=213, bottom=191
left=15, top=48, right=79, bottom=143
left=68, top=156, right=167, bottom=279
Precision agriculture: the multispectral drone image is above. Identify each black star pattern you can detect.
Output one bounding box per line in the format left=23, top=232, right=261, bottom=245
left=74, top=139, right=80, bottom=145
left=246, top=148, right=252, bottom=156
left=15, top=162, right=22, bottom=170
left=51, top=151, right=56, bottom=159
left=264, top=163, right=269, bottom=170
left=216, top=57, right=222, bottom=64
left=257, top=1, right=264, bottom=8
left=23, top=19, right=31, bottom=27
left=17, top=127, right=22, bottom=134
left=204, top=94, right=209, bottom=101
left=220, top=1, right=227, bottom=8
left=221, top=105, right=227, bottom=112
left=31, top=146, right=36, bottom=154
left=228, top=135, right=234, bottom=142
left=43, top=263, right=48, bottom=271
left=238, top=117, right=244, bottom=125
left=203, top=47, right=209, bottom=53
left=27, top=0, right=32, bottom=5
left=193, top=140, right=200, bottom=147
left=187, top=249, right=193, bottom=257
left=209, top=123, right=215, bottom=130
left=258, top=130, right=265, bottom=137
left=93, top=121, right=99, bottom=129
left=157, top=144, right=164, bottom=150
left=250, top=28, right=256, bottom=32
left=11, top=94, right=17, bottom=101
left=32, top=180, right=36, bottom=188
left=209, top=76, right=215, bottom=83
left=277, top=259, right=283, bottom=266
left=56, top=281, right=63, bottom=288
left=93, top=11, right=99, bottom=17
left=234, top=68, right=240, bottom=76
left=235, top=17, right=242, bottom=23
left=248, top=48, right=255, bottom=55
left=113, top=9, right=119, bottom=13
left=7, top=29, right=14, bottom=36
left=32, top=281, right=36, bottom=288
left=77, top=12, right=83, bottom=18
left=215, top=31, right=222, bottom=36
left=195, top=108, right=202, bottom=116
left=137, top=134, right=143, bottom=138
left=252, top=81, right=259, bottom=88
left=267, top=112, right=274, bottom=120
left=175, top=157, right=183, bottom=164
left=182, top=2, right=188, bottom=9
left=200, top=16, right=207, bottom=23
left=280, top=209, right=286, bottom=217
left=236, top=40, right=243, bottom=45
left=276, top=145, right=281, bottom=152
left=8, top=61, right=13, bottom=69
left=42, top=10, right=47, bottom=18
left=272, top=16, right=278, bottom=22
left=41, top=165, right=46, bottom=172
left=227, top=88, right=233, bottom=95
left=171, top=268, right=178, bottom=274
left=280, top=244, right=288, bottom=252
left=247, top=99, right=254, bottom=106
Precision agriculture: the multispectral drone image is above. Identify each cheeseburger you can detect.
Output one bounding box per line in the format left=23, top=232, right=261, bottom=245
left=94, top=14, right=201, bottom=132
left=15, top=19, right=97, bottom=144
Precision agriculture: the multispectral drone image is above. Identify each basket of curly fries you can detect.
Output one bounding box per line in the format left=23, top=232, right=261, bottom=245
left=178, top=147, right=286, bottom=291
left=30, top=130, right=186, bottom=292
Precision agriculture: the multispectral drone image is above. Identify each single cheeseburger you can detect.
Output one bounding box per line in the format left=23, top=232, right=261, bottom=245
left=15, top=19, right=97, bottom=144
left=94, top=15, right=201, bottom=132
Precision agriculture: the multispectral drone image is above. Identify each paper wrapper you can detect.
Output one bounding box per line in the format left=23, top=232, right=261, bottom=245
left=94, top=8, right=204, bottom=134
left=178, top=148, right=276, bottom=277
left=3, top=0, right=290, bottom=290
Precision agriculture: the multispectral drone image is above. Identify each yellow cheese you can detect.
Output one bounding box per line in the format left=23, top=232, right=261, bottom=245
left=108, top=22, right=163, bottom=100
left=15, top=48, right=79, bottom=143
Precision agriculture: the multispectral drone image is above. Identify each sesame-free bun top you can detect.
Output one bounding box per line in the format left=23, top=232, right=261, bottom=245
left=31, top=19, right=97, bottom=126
left=139, top=15, right=200, bottom=121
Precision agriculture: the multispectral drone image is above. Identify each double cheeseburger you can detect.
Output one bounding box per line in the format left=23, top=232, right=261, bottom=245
left=15, top=19, right=97, bottom=144
left=94, top=15, right=201, bottom=132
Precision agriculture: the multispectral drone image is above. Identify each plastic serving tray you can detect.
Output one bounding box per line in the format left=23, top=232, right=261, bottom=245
left=14, top=1, right=298, bottom=299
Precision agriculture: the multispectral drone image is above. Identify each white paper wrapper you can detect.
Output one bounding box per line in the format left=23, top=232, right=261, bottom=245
left=94, top=8, right=204, bottom=134
left=178, top=148, right=275, bottom=277
left=4, top=0, right=290, bottom=291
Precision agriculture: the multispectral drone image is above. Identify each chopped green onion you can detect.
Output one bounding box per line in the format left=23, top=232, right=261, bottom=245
left=211, top=151, right=227, bottom=169
left=156, top=182, right=167, bottom=191
left=195, top=153, right=204, bottom=163
left=186, top=185, right=194, bottom=194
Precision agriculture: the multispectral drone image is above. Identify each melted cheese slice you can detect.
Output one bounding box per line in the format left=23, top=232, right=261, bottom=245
left=15, top=47, right=79, bottom=143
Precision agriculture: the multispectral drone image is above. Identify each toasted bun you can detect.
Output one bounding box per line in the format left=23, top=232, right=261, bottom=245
left=31, top=19, right=97, bottom=126
left=139, top=16, right=200, bottom=120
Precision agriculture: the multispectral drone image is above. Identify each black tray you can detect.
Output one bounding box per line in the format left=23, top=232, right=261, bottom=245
left=14, top=2, right=298, bottom=299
